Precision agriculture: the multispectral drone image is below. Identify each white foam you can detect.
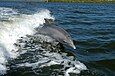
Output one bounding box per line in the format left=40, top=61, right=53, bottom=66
left=65, top=67, right=80, bottom=76
left=0, top=64, right=6, bottom=75
left=15, top=52, right=87, bottom=76
left=0, top=7, right=54, bottom=75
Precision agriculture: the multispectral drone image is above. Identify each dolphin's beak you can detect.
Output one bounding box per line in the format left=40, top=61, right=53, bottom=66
left=71, top=43, right=76, bottom=49
left=69, top=40, right=76, bottom=49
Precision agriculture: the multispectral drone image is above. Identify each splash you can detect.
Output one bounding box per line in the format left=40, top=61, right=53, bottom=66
left=0, top=7, right=54, bottom=75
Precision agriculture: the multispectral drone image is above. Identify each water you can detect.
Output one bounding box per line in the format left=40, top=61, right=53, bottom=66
left=0, top=2, right=115, bottom=76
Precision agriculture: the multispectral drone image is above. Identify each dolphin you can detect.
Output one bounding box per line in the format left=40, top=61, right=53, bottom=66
left=37, top=18, right=76, bottom=49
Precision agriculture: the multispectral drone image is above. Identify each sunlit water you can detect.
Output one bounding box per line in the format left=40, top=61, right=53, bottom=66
left=0, top=2, right=115, bottom=76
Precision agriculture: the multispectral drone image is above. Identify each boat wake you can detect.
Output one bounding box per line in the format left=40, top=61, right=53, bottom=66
left=0, top=7, right=87, bottom=76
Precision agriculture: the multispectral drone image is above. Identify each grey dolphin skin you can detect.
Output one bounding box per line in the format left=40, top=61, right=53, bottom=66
left=37, top=19, right=76, bottom=49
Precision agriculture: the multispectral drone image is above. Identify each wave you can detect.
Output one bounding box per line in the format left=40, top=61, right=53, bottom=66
left=0, top=7, right=87, bottom=76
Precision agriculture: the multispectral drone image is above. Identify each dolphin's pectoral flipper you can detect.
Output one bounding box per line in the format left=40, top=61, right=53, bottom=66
left=37, top=19, right=76, bottom=49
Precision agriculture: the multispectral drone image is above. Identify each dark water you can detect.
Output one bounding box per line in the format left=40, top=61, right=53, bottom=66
left=0, top=2, right=115, bottom=76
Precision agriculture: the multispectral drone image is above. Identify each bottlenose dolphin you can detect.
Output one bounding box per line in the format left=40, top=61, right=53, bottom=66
left=37, top=18, right=76, bottom=49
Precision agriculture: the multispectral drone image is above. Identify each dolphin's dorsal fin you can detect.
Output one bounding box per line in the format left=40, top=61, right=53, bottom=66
left=44, top=18, right=54, bottom=26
